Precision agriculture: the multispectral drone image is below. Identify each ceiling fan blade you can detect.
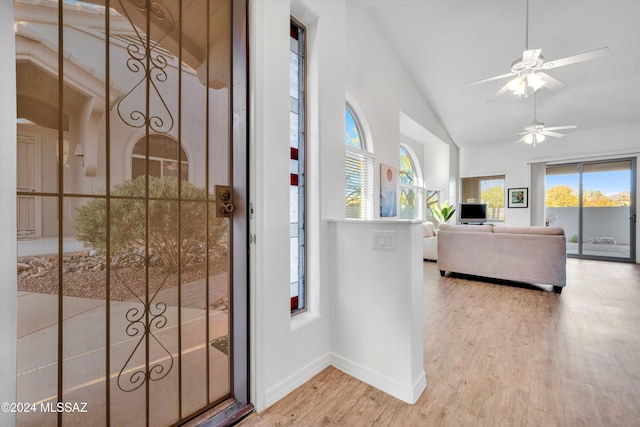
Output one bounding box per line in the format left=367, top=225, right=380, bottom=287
left=487, top=80, right=513, bottom=102
left=467, top=72, right=517, bottom=86
left=541, top=130, right=565, bottom=138
left=544, top=125, right=577, bottom=131
left=540, top=47, right=609, bottom=70
left=536, top=72, right=565, bottom=90
left=515, top=135, right=528, bottom=144
left=522, top=48, right=542, bottom=63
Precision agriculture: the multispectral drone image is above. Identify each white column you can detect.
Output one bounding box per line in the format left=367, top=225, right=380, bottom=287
left=330, top=220, right=426, bottom=403
left=530, top=161, right=546, bottom=226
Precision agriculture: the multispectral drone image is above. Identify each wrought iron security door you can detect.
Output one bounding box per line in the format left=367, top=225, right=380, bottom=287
left=14, top=0, right=248, bottom=425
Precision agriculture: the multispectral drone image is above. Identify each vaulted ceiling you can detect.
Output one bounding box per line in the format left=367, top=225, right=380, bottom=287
left=358, top=0, right=640, bottom=148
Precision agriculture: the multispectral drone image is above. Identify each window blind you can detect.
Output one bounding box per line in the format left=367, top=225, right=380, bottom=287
left=345, top=148, right=374, bottom=220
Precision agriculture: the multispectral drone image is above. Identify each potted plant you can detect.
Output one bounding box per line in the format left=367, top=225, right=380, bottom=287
left=432, top=202, right=456, bottom=226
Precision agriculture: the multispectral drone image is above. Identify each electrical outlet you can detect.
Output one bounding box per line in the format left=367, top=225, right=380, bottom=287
left=372, top=230, right=396, bottom=250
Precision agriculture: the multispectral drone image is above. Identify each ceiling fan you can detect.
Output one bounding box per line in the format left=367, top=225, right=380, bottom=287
left=468, top=0, right=608, bottom=102
left=515, top=94, right=576, bottom=146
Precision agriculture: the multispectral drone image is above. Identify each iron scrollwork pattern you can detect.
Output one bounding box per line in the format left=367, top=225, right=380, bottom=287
left=115, top=253, right=174, bottom=392
left=114, top=0, right=178, bottom=392
left=116, top=0, right=176, bottom=134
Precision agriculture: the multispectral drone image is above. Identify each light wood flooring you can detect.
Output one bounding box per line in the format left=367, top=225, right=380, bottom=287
left=239, top=259, right=640, bottom=426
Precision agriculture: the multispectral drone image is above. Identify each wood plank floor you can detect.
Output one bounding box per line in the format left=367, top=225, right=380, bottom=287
left=239, top=259, right=640, bottom=426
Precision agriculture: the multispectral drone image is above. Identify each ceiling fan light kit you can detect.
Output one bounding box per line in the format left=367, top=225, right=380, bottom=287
left=507, top=71, right=545, bottom=97
left=523, top=133, right=544, bottom=146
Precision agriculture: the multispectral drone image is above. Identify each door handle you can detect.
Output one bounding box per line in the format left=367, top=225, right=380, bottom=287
left=220, top=203, right=234, bottom=214
left=630, top=214, right=637, bottom=224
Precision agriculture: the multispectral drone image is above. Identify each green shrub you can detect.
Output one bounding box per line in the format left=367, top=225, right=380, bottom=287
left=569, top=234, right=579, bottom=243
left=75, top=176, right=227, bottom=273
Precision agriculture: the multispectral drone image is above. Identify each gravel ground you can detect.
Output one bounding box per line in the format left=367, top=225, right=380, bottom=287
left=17, top=248, right=228, bottom=302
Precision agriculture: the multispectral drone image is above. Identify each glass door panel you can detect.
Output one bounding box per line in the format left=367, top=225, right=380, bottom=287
left=582, top=160, right=633, bottom=259
left=15, top=0, right=246, bottom=425
left=545, top=164, right=580, bottom=255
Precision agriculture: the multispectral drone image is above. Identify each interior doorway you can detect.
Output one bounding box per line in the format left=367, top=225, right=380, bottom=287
left=545, top=158, right=636, bottom=262
left=14, top=0, right=248, bottom=425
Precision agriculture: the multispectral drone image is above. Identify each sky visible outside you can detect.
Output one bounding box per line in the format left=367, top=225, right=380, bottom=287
left=480, top=179, right=503, bottom=193
left=345, top=108, right=361, bottom=148
left=546, top=170, right=631, bottom=195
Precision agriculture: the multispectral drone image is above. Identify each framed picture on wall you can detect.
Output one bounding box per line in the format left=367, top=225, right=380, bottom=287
left=380, top=163, right=398, bottom=217
left=508, top=187, right=528, bottom=208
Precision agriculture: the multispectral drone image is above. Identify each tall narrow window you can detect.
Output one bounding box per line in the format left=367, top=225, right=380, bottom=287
left=399, top=145, right=423, bottom=220
left=345, top=105, right=374, bottom=219
left=290, top=21, right=305, bottom=313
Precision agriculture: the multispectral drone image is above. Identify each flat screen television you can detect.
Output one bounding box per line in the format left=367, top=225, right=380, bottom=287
left=459, top=203, right=488, bottom=224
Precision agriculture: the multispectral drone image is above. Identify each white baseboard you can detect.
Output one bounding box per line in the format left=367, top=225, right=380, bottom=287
left=330, top=352, right=427, bottom=404
left=263, top=353, right=331, bottom=409
left=262, top=352, right=427, bottom=410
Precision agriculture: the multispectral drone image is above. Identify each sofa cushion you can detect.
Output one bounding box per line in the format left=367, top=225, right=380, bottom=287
left=422, top=222, right=436, bottom=237
left=439, top=224, right=494, bottom=233
left=493, top=226, right=564, bottom=236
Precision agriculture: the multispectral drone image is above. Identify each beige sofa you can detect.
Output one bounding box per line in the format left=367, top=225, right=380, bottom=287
left=422, top=222, right=438, bottom=261
left=437, top=224, right=567, bottom=293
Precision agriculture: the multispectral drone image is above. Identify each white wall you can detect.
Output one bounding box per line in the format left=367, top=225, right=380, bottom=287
left=399, top=112, right=454, bottom=198
left=547, top=207, right=632, bottom=245
left=0, top=1, right=18, bottom=425
left=249, top=0, right=345, bottom=411
left=249, top=0, right=458, bottom=411
left=460, top=122, right=640, bottom=259
left=330, top=220, right=426, bottom=404
left=345, top=1, right=457, bottom=215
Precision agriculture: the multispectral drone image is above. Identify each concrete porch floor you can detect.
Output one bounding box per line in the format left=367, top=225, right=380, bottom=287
left=17, top=237, right=86, bottom=258
left=16, top=276, right=230, bottom=427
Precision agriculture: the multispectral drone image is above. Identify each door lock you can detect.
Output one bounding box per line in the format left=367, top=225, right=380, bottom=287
left=215, top=185, right=234, bottom=218
left=219, top=188, right=231, bottom=202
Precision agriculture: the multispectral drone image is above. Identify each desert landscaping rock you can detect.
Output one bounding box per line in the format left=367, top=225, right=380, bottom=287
left=18, top=246, right=228, bottom=302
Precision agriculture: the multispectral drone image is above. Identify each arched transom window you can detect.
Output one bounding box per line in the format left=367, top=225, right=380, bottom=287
left=131, top=134, right=188, bottom=180
left=399, top=144, right=424, bottom=220
left=345, top=104, right=374, bottom=219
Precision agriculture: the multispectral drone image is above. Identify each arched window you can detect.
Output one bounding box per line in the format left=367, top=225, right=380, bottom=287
left=399, top=144, right=424, bottom=220
left=131, top=134, right=188, bottom=180
left=345, top=104, right=374, bottom=219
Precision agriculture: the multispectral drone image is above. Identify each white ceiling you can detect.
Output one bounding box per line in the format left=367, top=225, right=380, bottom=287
left=358, top=0, right=640, bottom=148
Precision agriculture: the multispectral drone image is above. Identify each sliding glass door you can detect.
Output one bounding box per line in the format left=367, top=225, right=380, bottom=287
left=546, top=159, right=636, bottom=262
